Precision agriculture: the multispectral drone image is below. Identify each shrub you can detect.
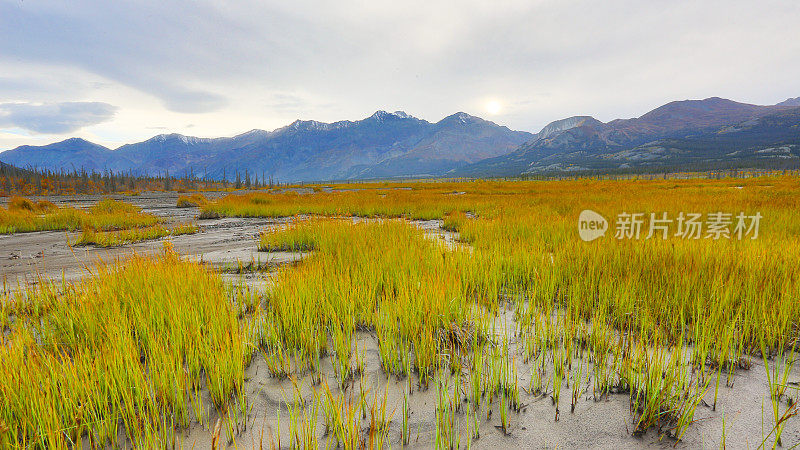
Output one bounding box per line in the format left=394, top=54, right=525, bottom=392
left=8, top=196, right=35, bottom=211
left=34, top=200, right=57, bottom=212
left=176, top=194, right=208, bottom=208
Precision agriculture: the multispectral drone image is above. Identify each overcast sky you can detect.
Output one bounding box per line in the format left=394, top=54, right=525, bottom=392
left=1, top=0, right=799, bottom=150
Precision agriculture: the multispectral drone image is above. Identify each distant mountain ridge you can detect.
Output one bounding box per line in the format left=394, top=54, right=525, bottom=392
left=776, top=97, right=800, bottom=107
left=3, top=96, right=800, bottom=181
left=4, top=138, right=130, bottom=173
left=454, top=97, right=800, bottom=176
left=0, top=111, right=533, bottom=182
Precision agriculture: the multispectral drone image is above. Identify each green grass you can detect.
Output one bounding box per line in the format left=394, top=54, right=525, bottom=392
left=252, top=219, right=483, bottom=385
left=0, top=246, right=248, bottom=448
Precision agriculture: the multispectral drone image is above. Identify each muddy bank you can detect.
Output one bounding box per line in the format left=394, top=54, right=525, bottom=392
left=0, top=216, right=295, bottom=287
left=0, top=192, right=461, bottom=287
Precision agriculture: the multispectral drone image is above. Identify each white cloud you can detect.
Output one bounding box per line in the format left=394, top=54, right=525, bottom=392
left=0, top=102, right=118, bottom=134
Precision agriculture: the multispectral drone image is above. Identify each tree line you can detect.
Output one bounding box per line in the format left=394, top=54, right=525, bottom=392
left=0, top=163, right=281, bottom=196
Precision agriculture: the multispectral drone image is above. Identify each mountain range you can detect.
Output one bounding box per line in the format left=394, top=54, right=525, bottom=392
left=2, top=97, right=800, bottom=181
left=0, top=111, right=532, bottom=182
left=455, top=97, right=800, bottom=176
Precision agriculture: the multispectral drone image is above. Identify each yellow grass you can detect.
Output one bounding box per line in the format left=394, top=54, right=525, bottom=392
left=3, top=176, right=800, bottom=447
left=176, top=193, right=208, bottom=208
left=0, top=245, right=249, bottom=448
left=72, top=222, right=199, bottom=247
left=0, top=197, right=160, bottom=234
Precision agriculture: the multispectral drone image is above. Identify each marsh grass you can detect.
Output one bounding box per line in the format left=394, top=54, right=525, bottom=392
left=177, top=193, right=208, bottom=208
left=442, top=210, right=470, bottom=232
left=258, top=221, right=318, bottom=252
left=244, top=176, right=800, bottom=442
left=72, top=222, right=198, bottom=247
left=0, top=245, right=248, bottom=448
left=4, top=176, right=800, bottom=447
left=254, top=218, right=486, bottom=385
left=0, top=197, right=159, bottom=234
